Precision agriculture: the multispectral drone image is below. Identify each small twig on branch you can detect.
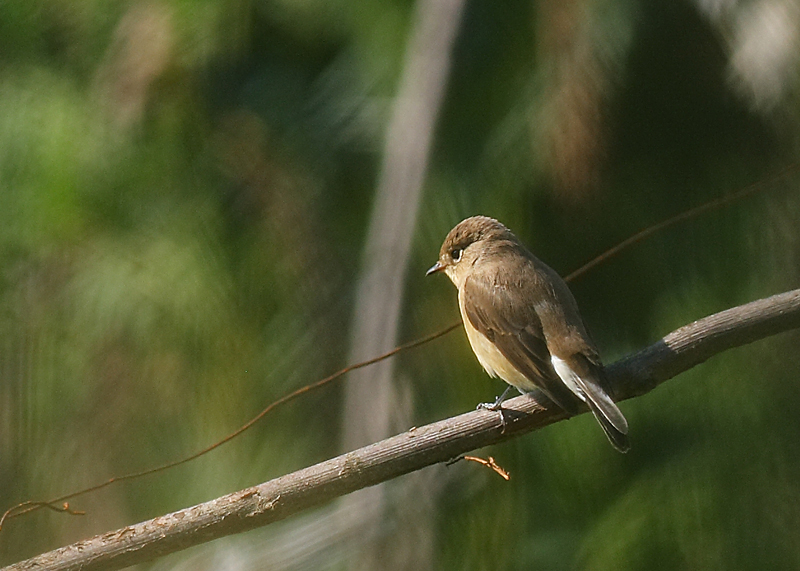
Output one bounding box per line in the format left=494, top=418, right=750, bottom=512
left=454, top=456, right=511, bottom=480
left=3, top=288, right=800, bottom=571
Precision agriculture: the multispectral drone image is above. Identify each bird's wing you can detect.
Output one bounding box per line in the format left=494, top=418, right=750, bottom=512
left=461, top=271, right=579, bottom=414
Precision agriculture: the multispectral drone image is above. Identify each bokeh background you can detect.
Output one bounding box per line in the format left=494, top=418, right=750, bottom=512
left=1, top=0, right=800, bottom=569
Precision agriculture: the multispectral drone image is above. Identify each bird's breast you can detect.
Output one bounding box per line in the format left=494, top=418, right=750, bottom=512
left=457, top=291, right=538, bottom=393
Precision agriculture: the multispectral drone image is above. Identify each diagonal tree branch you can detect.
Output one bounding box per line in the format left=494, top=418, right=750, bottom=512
left=4, top=288, right=800, bottom=571
left=606, top=287, right=800, bottom=399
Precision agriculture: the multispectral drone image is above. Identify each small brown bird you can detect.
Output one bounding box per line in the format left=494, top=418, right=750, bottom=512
left=427, top=215, right=629, bottom=452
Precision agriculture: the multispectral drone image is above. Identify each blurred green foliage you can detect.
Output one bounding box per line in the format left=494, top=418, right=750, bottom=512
left=1, top=0, right=800, bottom=569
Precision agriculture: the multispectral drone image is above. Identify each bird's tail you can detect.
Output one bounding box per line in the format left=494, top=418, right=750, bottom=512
left=585, top=397, right=630, bottom=453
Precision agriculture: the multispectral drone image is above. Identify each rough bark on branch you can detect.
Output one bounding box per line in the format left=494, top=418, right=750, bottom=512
left=4, top=288, right=800, bottom=571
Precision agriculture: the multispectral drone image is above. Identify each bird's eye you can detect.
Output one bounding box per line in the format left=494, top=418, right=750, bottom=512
left=451, top=248, right=462, bottom=262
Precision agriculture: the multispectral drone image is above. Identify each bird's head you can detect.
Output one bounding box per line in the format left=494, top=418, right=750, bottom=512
left=426, top=216, right=513, bottom=287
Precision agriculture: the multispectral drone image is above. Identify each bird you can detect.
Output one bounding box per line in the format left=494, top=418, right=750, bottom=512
left=427, top=215, right=629, bottom=452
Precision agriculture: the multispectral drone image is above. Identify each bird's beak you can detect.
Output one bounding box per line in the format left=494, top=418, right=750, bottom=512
left=426, top=261, right=444, bottom=276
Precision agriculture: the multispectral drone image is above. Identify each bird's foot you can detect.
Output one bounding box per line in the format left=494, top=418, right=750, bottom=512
left=477, top=386, right=512, bottom=411
left=477, top=386, right=512, bottom=433
left=477, top=400, right=502, bottom=412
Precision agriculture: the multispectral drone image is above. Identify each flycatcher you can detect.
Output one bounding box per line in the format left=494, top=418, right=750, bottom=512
left=427, top=215, right=629, bottom=452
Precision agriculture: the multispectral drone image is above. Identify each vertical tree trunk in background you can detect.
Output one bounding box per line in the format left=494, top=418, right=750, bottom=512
left=338, top=0, right=466, bottom=569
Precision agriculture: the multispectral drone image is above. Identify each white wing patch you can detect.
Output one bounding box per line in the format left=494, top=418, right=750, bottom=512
left=550, top=355, right=587, bottom=402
